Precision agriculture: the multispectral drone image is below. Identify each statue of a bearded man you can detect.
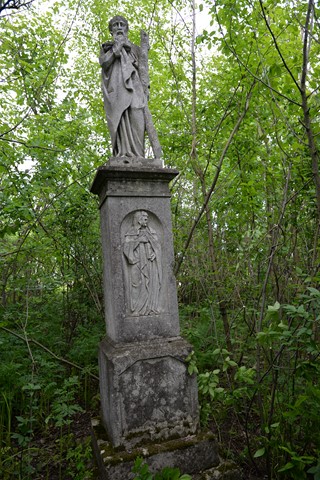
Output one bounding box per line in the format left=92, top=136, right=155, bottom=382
left=99, top=16, right=161, bottom=160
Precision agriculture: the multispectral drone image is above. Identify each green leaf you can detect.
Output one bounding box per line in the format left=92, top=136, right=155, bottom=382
left=212, top=348, right=221, bottom=355
left=268, top=301, right=281, bottom=312
left=208, top=387, right=216, bottom=398
left=215, top=387, right=224, bottom=394
left=278, top=462, right=295, bottom=472
left=270, top=422, right=280, bottom=428
left=307, top=287, right=320, bottom=297
left=254, top=448, right=265, bottom=458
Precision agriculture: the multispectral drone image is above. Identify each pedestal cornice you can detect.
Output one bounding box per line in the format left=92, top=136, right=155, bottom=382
left=90, top=165, right=179, bottom=206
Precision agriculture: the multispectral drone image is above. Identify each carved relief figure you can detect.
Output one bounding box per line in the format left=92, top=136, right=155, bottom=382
left=99, top=16, right=161, bottom=159
left=123, top=211, right=162, bottom=316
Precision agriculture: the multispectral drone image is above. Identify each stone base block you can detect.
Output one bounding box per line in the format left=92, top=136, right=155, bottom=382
left=108, top=156, right=164, bottom=168
left=99, top=336, right=199, bottom=447
left=91, top=418, right=220, bottom=480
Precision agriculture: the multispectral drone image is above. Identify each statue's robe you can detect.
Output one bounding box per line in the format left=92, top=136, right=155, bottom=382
left=99, top=41, right=146, bottom=157
left=123, top=225, right=162, bottom=316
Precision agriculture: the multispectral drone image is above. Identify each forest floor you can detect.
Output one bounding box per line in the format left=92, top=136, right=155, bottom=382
left=28, top=410, right=96, bottom=480
left=215, top=413, right=268, bottom=480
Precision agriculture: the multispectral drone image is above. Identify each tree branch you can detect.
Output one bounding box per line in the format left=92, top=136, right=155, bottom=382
left=258, top=0, right=302, bottom=93
left=0, top=136, right=65, bottom=152
left=0, top=0, right=33, bottom=14
left=300, top=0, right=320, bottom=224
left=214, top=9, right=302, bottom=107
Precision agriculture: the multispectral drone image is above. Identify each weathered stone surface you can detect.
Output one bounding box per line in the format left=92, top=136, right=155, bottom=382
left=122, top=210, right=162, bottom=316
left=91, top=418, right=220, bottom=480
left=90, top=165, right=178, bottom=201
left=99, top=337, right=199, bottom=447
left=90, top=162, right=203, bottom=473
left=90, top=166, right=180, bottom=343
left=108, top=156, right=163, bottom=168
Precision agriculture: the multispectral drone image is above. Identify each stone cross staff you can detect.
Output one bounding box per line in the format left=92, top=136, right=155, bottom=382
left=99, top=15, right=162, bottom=160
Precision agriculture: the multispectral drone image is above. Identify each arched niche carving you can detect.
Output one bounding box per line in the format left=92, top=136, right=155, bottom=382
left=121, top=210, right=164, bottom=317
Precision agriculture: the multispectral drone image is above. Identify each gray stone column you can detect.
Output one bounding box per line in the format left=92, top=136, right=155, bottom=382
left=91, top=164, right=199, bottom=448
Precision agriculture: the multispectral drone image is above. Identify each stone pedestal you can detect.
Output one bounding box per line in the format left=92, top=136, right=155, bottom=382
left=99, top=337, right=198, bottom=447
left=91, top=160, right=219, bottom=477
left=91, top=162, right=199, bottom=448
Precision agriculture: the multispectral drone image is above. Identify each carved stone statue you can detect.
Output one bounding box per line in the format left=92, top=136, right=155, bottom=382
left=123, top=211, right=162, bottom=316
left=99, top=16, right=161, bottom=159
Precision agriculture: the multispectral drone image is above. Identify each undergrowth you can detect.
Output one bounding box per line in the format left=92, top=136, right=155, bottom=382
left=181, top=286, right=320, bottom=479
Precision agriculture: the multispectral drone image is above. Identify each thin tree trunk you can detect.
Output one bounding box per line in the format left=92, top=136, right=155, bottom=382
left=300, top=0, right=320, bottom=225
left=204, top=193, right=232, bottom=352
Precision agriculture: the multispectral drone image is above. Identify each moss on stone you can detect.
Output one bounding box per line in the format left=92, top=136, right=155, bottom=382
left=92, top=418, right=216, bottom=468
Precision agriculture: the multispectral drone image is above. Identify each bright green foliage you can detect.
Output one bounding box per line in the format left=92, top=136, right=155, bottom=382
left=45, top=376, right=83, bottom=427
left=65, top=436, right=93, bottom=480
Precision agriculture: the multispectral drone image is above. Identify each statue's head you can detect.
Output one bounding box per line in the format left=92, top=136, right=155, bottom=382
left=109, top=15, right=129, bottom=37
left=133, top=211, right=148, bottom=229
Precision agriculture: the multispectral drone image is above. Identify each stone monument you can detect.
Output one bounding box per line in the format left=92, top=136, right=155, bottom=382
left=90, top=15, right=220, bottom=479
left=99, top=15, right=161, bottom=163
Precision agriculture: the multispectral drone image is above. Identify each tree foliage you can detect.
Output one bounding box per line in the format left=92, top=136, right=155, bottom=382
left=0, top=0, right=319, bottom=478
